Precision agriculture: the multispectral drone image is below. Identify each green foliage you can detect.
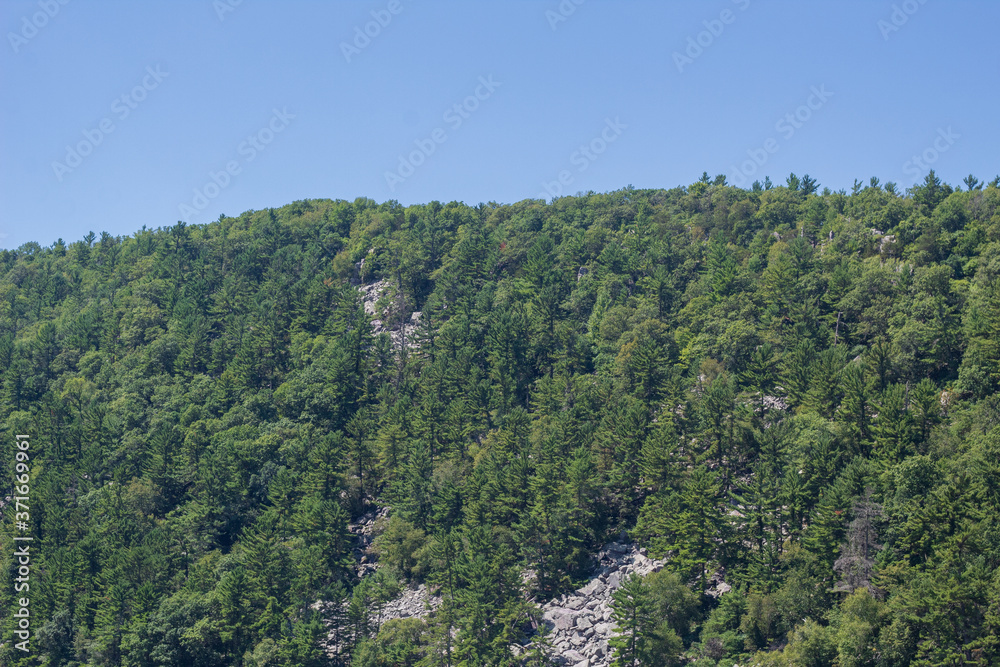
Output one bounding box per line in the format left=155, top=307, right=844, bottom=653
left=353, top=617, right=427, bottom=667
left=609, top=573, right=659, bottom=667
left=374, top=515, right=430, bottom=581
left=750, top=618, right=836, bottom=667
left=2, top=178, right=999, bottom=666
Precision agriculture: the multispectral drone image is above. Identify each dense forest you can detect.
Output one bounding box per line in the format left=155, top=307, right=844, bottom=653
left=3, top=171, right=1000, bottom=666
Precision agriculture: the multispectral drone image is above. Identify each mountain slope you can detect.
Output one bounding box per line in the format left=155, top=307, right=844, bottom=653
left=2, top=174, right=1000, bottom=666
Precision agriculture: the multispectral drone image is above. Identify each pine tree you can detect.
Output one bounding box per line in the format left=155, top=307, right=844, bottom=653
left=872, top=384, right=912, bottom=465
left=833, top=489, right=882, bottom=595
left=783, top=340, right=816, bottom=408
left=740, top=342, right=779, bottom=423
left=805, top=345, right=848, bottom=418
left=640, top=466, right=727, bottom=586
left=609, top=573, right=657, bottom=667
left=838, top=362, right=871, bottom=457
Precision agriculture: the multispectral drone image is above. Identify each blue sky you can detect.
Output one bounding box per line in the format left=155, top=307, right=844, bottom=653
left=1, top=0, right=997, bottom=249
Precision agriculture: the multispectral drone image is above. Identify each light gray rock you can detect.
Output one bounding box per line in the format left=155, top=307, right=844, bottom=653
left=536, top=541, right=666, bottom=667
left=543, top=607, right=569, bottom=620
left=580, top=578, right=605, bottom=596
left=553, top=614, right=575, bottom=631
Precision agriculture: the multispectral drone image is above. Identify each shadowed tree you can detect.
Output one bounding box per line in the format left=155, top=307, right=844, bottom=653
left=833, top=489, right=883, bottom=595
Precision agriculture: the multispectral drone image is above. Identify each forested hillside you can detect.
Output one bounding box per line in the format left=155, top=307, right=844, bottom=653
left=3, top=171, right=1000, bottom=666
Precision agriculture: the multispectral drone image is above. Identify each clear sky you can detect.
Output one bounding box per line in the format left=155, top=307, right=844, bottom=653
left=1, top=0, right=997, bottom=249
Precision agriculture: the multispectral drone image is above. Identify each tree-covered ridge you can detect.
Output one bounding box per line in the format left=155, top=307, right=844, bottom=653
left=2, top=171, right=1000, bottom=666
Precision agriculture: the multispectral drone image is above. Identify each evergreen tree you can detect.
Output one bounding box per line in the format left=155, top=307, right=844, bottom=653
left=609, top=573, right=657, bottom=667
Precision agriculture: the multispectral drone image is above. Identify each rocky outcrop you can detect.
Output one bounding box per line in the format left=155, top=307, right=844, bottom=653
left=535, top=542, right=667, bottom=667
left=357, top=278, right=420, bottom=350
left=378, top=583, right=441, bottom=623
left=321, top=527, right=670, bottom=666
left=347, top=506, right=387, bottom=578
left=315, top=583, right=440, bottom=658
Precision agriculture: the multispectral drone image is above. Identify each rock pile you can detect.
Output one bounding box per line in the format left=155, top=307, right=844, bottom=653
left=315, top=582, right=438, bottom=658
left=347, top=506, right=387, bottom=578
left=358, top=279, right=391, bottom=318
left=538, top=542, right=666, bottom=667
left=377, top=583, right=440, bottom=624
left=320, top=529, right=668, bottom=666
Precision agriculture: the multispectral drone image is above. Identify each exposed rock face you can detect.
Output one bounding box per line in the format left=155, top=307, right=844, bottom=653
left=347, top=506, right=387, bottom=578
left=357, top=278, right=420, bottom=349
left=378, top=583, right=441, bottom=623
left=320, top=531, right=667, bottom=666
left=317, top=583, right=441, bottom=657
left=537, top=542, right=666, bottom=666
left=359, top=279, right=390, bottom=318
left=705, top=566, right=732, bottom=599
left=316, top=583, right=440, bottom=658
